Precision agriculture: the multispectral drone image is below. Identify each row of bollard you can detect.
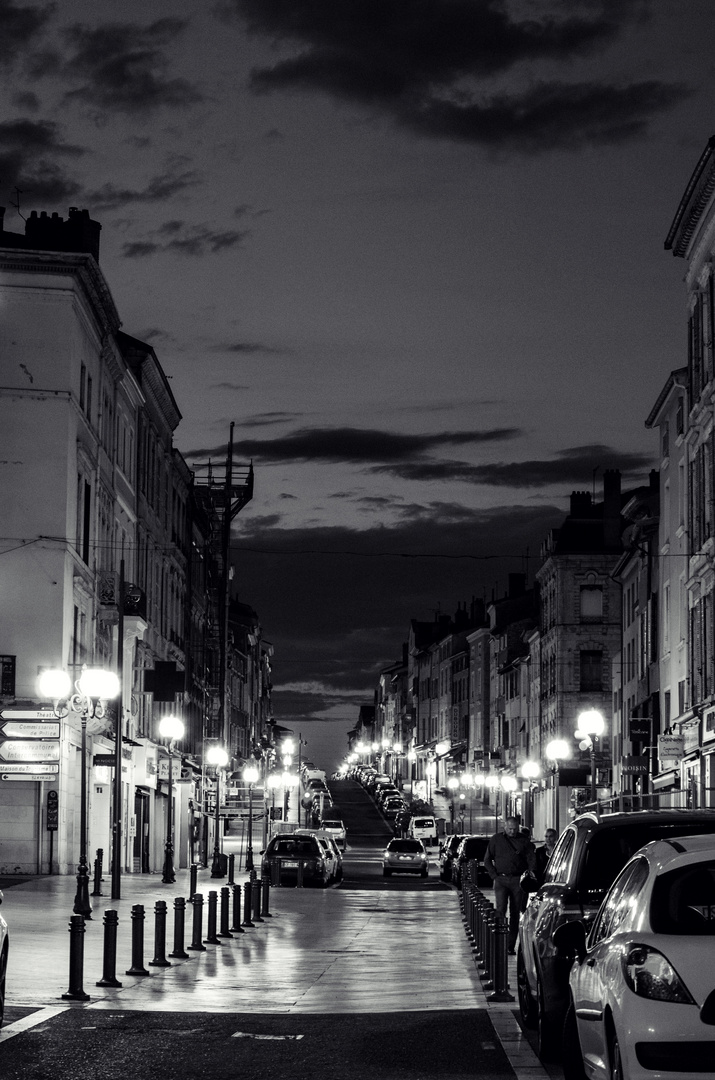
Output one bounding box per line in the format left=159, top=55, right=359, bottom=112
left=63, top=874, right=273, bottom=1002
left=460, top=870, right=514, bottom=1003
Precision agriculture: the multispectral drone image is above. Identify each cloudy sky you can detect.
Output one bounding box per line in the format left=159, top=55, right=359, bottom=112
left=3, top=0, right=714, bottom=770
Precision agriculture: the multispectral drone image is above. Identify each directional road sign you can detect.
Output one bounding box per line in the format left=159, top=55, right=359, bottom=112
left=1, top=762, right=59, bottom=774
left=1, top=721, right=60, bottom=739
left=0, top=709, right=58, bottom=720
left=0, top=740, right=60, bottom=762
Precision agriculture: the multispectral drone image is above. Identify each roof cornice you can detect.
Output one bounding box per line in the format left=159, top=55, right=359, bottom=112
left=665, top=135, right=715, bottom=258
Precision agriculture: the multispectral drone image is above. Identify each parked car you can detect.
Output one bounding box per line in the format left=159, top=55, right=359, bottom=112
left=451, top=835, right=490, bottom=888
left=0, top=890, right=7, bottom=1026
left=556, top=833, right=715, bottom=1080
left=439, top=833, right=468, bottom=882
left=293, top=830, right=343, bottom=883
left=319, top=816, right=347, bottom=850
left=517, top=808, right=715, bottom=1062
left=382, top=797, right=406, bottom=822
left=375, top=785, right=400, bottom=805
left=382, top=838, right=429, bottom=877
left=261, top=833, right=332, bottom=887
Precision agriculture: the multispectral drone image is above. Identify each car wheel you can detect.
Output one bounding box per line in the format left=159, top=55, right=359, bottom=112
left=609, top=1029, right=624, bottom=1080
left=0, top=943, right=6, bottom=1027
left=516, top=948, right=537, bottom=1029
left=420, top=868, right=428, bottom=878
left=537, top=972, right=557, bottom=1061
left=562, top=998, right=587, bottom=1080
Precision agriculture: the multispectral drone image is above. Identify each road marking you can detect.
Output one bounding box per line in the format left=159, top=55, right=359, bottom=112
left=0, top=1006, right=68, bottom=1043
left=232, top=1032, right=304, bottom=1040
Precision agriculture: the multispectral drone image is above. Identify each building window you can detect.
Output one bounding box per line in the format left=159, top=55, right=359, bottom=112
left=580, top=586, right=603, bottom=621
left=676, top=397, right=684, bottom=436
left=662, top=420, right=670, bottom=460
left=580, top=650, right=603, bottom=692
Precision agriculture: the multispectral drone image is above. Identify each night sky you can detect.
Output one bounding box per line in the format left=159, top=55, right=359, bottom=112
left=3, top=1, right=715, bottom=770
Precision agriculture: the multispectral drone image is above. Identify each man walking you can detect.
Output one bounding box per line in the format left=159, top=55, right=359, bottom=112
left=484, top=816, right=536, bottom=953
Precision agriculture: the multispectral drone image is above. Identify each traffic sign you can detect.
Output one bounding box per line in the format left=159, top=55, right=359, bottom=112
left=0, top=709, right=57, bottom=720
left=2, top=773, right=58, bottom=782
left=0, top=740, right=59, bottom=762
left=1, top=762, right=58, bottom=774
left=1, top=721, right=60, bottom=738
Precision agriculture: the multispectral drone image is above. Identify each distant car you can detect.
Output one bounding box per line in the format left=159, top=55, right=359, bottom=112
left=375, top=785, right=400, bottom=805
left=0, top=890, right=7, bottom=1026
left=382, top=798, right=406, bottom=822
left=261, top=833, right=332, bottom=887
left=517, top=808, right=715, bottom=1062
left=319, top=817, right=347, bottom=850
left=557, top=833, right=715, bottom=1080
left=294, top=830, right=343, bottom=883
left=382, top=838, right=429, bottom=877
left=451, top=835, right=490, bottom=888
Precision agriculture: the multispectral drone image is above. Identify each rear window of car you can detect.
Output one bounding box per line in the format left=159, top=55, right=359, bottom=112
left=413, top=818, right=435, bottom=828
left=322, top=820, right=343, bottom=829
left=580, top=821, right=715, bottom=905
left=461, top=837, right=489, bottom=859
left=651, top=860, right=715, bottom=935
left=271, top=839, right=318, bottom=857
left=388, top=840, right=423, bottom=853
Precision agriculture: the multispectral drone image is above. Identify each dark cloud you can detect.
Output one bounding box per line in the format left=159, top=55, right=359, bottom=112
left=11, top=90, right=40, bottom=111
left=208, top=341, right=287, bottom=355
left=0, top=117, right=84, bottom=205
left=228, top=0, right=687, bottom=152
left=184, top=425, right=520, bottom=464
left=0, top=0, right=53, bottom=66
left=120, top=222, right=247, bottom=258
left=240, top=411, right=302, bottom=427
left=60, top=17, right=203, bottom=114
left=372, top=443, right=655, bottom=487
left=209, top=381, right=252, bottom=391
left=85, top=170, right=200, bottom=211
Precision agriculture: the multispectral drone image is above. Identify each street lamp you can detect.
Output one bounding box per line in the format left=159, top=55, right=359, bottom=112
left=500, top=774, right=517, bottom=823
left=243, top=763, right=260, bottom=871
left=447, top=776, right=459, bottom=829
left=266, top=772, right=282, bottom=833
left=576, top=709, right=605, bottom=806
left=485, top=774, right=500, bottom=831
left=38, top=665, right=120, bottom=918
left=159, top=715, right=184, bottom=884
left=545, top=738, right=571, bottom=833
left=281, top=770, right=298, bottom=822
left=207, top=744, right=229, bottom=878
left=520, top=761, right=542, bottom=830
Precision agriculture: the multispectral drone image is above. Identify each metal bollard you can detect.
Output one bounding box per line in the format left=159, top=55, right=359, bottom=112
left=260, top=874, right=271, bottom=917
left=218, top=886, right=233, bottom=938
left=477, top=899, right=491, bottom=971
left=487, top=914, right=515, bottom=1002
left=480, top=910, right=497, bottom=989
left=251, top=879, right=263, bottom=923
left=149, top=900, right=171, bottom=967
left=296, top=860, right=304, bottom=889
left=91, top=848, right=104, bottom=897
left=96, top=909, right=122, bottom=987
left=189, top=863, right=198, bottom=900
left=62, top=915, right=90, bottom=1001
left=169, top=896, right=189, bottom=959
left=204, top=890, right=222, bottom=945
left=230, top=884, right=244, bottom=933
left=271, top=858, right=281, bottom=886
left=227, top=853, right=235, bottom=886
left=126, top=904, right=150, bottom=976
left=242, top=880, right=255, bottom=927
left=187, top=892, right=207, bottom=951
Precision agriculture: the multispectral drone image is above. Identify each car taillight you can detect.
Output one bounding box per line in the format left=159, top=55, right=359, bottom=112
left=621, top=944, right=696, bottom=1004
left=315, top=858, right=324, bottom=870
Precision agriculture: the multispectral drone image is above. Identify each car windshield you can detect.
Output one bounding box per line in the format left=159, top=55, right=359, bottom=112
left=271, top=839, right=318, bottom=857
left=651, top=860, right=715, bottom=934
left=581, top=822, right=715, bottom=905
left=388, top=840, right=423, bottom=853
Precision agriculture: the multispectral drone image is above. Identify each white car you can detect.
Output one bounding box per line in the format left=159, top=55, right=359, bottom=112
left=556, top=833, right=715, bottom=1080
left=0, top=890, right=7, bottom=1026
left=319, top=817, right=347, bottom=850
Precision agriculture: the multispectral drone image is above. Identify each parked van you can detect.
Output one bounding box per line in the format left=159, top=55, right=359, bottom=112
left=408, top=816, right=437, bottom=845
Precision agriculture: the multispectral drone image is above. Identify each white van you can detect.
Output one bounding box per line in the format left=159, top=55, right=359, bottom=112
left=408, top=816, right=437, bottom=845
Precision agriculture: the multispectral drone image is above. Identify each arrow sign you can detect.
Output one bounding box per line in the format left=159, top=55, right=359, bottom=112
left=0, top=740, right=60, bottom=762
left=2, top=773, right=58, bottom=782
left=1, top=763, right=59, bottom=774
left=1, top=722, right=60, bottom=739
left=0, top=709, right=57, bottom=720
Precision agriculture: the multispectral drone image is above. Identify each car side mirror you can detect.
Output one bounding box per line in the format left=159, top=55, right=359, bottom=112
left=553, top=919, right=587, bottom=963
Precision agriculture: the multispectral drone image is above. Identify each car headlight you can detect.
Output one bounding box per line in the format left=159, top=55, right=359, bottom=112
left=622, top=944, right=696, bottom=1004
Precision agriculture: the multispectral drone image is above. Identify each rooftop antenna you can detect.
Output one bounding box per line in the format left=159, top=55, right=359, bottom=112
left=10, top=186, right=26, bottom=222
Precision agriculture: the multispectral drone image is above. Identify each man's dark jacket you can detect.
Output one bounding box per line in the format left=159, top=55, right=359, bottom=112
left=484, top=831, right=536, bottom=880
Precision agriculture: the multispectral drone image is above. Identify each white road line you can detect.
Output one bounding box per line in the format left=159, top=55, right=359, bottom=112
left=232, top=1032, right=304, bottom=1040
left=0, top=1006, right=69, bottom=1043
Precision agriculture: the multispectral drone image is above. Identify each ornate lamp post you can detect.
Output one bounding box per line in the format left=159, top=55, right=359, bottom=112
left=38, top=666, right=120, bottom=919
left=159, top=715, right=184, bottom=884
left=576, top=709, right=606, bottom=806
left=500, top=774, right=518, bottom=823
left=545, top=738, right=571, bottom=833
left=520, top=760, right=542, bottom=831
left=267, top=773, right=281, bottom=832
left=447, top=775, right=459, bottom=830
left=485, top=774, right=500, bottom=831
left=243, top=763, right=260, bottom=871
left=207, top=745, right=229, bottom=878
